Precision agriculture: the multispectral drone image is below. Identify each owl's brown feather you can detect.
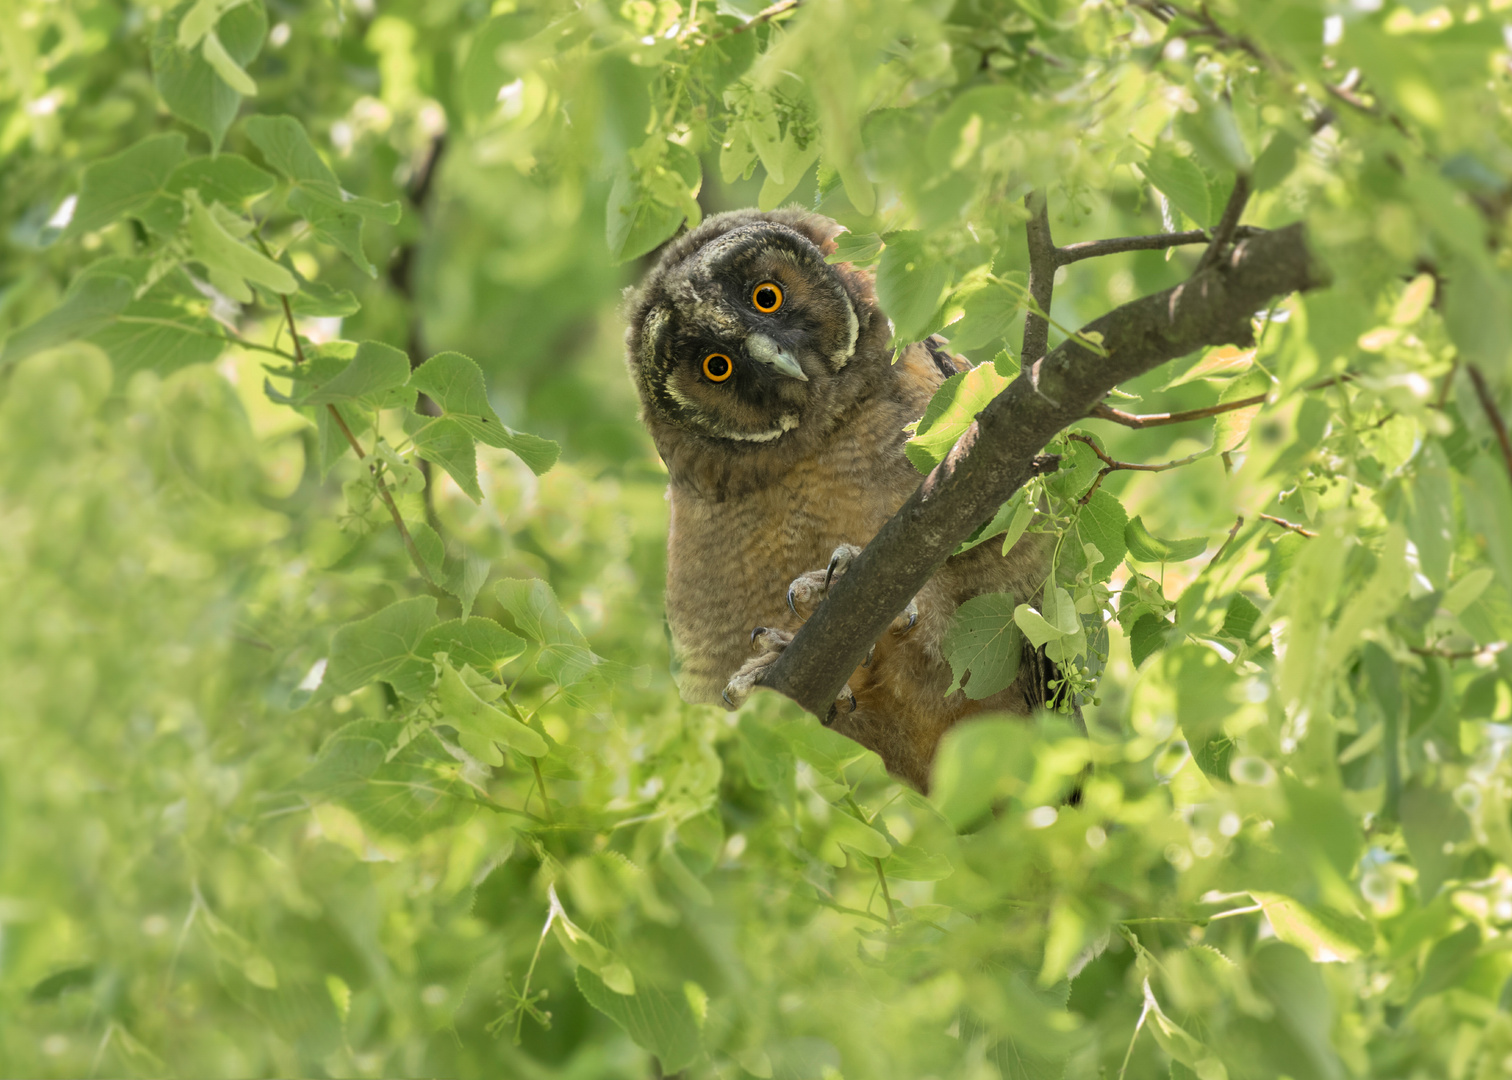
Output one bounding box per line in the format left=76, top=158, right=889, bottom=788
left=626, top=209, right=1052, bottom=791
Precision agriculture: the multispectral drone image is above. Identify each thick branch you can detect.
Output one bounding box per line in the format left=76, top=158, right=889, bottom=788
left=1022, top=191, right=1056, bottom=363
left=760, top=224, right=1325, bottom=716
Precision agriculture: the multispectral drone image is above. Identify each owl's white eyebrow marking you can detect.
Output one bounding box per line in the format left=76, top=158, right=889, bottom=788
left=831, top=297, right=859, bottom=370
left=724, top=413, right=799, bottom=442
left=641, top=307, right=670, bottom=367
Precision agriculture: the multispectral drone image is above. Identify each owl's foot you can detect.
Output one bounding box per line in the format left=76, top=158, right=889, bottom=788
left=786, top=543, right=918, bottom=635
left=721, top=626, right=858, bottom=719
left=721, top=627, right=793, bottom=709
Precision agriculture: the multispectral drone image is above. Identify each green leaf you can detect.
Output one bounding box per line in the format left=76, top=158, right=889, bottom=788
left=300, top=341, right=410, bottom=409
left=1139, top=144, right=1212, bottom=227
left=1406, top=924, right=1481, bottom=1011
left=1213, top=369, right=1272, bottom=453
left=576, top=969, right=701, bottom=1074
left=89, top=301, right=225, bottom=377
left=408, top=414, right=482, bottom=502
left=827, top=812, right=892, bottom=859
left=1178, top=94, right=1251, bottom=174
left=422, top=618, right=524, bottom=673
left=942, top=592, right=1023, bottom=699
left=435, top=657, right=547, bottom=762
left=1124, top=517, right=1207, bottom=563
left=244, top=115, right=401, bottom=276
left=944, top=280, right=1021, bottom=353
left=200, top=29, right=257, bottom=96
left=151, top=0, right=267, bottom=150
left=288, top=277, right=360, bottom=318
left=1164, top=344, right=1254, bottom=389
left=876, top=232, right=950, bottom=345
left=408, top=351, right=559, bottom=474
left=324, top=596, right=439, bottom=700
left=1219, top=594, right=1263, bottom=643
left=1400, top=782, right=1469, bottom=901
left=885, top=844, right=953, bottom=882
left=1074, top=490, right=1128, bottom=584
left=1250, top=893, right=1375, bottom=963
left=494, top=578, right=599, bottom=688
left=294, top=722, right=474, bottom=839
left=185, top=190, right=295, bottom=301
left=825, top=231, right=883, bottom=265
left=906, top=362, right=1012, bottom=473
left=930, top=717, right=1037, bottom=830
left=65, top=133, right=188, bottom=238
left=1407, top=441, right=1454, bottom=588
left=165, top=153, right=276, bottom=207
left=1129, top=613, right=1174, bottom=668
left=0, top=267, right=138, bottom=369
left=606, top=141, right=701, bottom=263
left=1252, top=129, right=1301, bottom=192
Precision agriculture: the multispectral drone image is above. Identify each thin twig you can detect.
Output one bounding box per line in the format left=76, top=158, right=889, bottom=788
left=1409, top=642, right=1506, bottom=662
left=1056, top=229, right=1210, bottom=265
left=1467, top=363, right=1512, bottom=485
left=1207, top=515, right=1244, bottom=568
left=1088, top=392, right=1268, bottom=429
left=1022, top=190, right=1056, bottom=364
left=1068, top=433, right=1209, bottom=504
left=529, top=756, right=555, bottom=824
left=1196, top=174, right=1251, bottom=274
left=701, top=0, right=799, bottom=41
left=276, top=292, right=436, bottom=584
left=872, top=857, right=898, bottom=927
left=1257, top=513, right=1315, bottom=538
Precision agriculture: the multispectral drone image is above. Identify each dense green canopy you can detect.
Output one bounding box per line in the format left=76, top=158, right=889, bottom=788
left=2, top=0, right=1512, bottom=1077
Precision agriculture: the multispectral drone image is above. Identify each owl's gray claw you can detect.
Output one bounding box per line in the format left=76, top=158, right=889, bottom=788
left=892, top=598, right=919, bottom=635
left=863, top=643, right=876, bottom=668
left=824, top=547, right=851, bottom=590
left=822, top=686, right=858, bottom=726
left=751, top=626, right=766, bottom=645
left=721, top=687, right=735, bottom=707
left=787, top=584, right=799, bottom=616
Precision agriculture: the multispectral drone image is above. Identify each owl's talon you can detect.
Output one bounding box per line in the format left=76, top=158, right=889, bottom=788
left=751, top=626, right=766, bottom=645
left=863, top=643, right=876, bottom=668
left=721, top=687, right=735, bottom=707
left=787, top=584, right=799, bottom=616
left=824, top=544, right=857, bottom=590
left=841, top=685, right=857, bottom=712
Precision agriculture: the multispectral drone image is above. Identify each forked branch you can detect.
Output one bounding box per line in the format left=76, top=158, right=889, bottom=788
left=759, top=223, right=1326, bottom=716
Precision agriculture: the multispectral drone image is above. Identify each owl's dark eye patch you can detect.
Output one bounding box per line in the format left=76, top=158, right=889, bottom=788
left=702, top=352, right=733, bottom=382
left=752, top=282, right=783, bottom=313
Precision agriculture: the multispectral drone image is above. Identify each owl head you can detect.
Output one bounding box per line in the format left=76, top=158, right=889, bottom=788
left=625, top=209, right=888, bottom=491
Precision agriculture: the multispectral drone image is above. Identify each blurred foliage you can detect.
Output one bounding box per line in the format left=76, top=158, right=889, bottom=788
left=3, top=0, right=1512, bottom=1077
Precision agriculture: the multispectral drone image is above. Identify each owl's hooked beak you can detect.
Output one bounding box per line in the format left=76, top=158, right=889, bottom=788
left=745, top=333, right=808, bottom=382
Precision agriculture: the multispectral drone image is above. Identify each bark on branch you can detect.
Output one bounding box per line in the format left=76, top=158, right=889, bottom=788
left=759, top=223, right=1327, bottom=716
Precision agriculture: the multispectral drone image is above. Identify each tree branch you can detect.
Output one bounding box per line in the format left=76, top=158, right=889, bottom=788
left=1067, top=433, right=1208, bottom=504
left=1196, top=174, right=1251, bottom=274
left=1056, top=229, right=1209, bottom=264
left=1022, top=190, right=1056, bottom=363
left=759, top=223, right=1326, bottom=716
left=277, top=292, right=436, bottom=585
left=1257, top=513, right=1316, bottom=538
left=1087, top=392, right=1268, bottom=429
left=1466, top=363, right=1512, bottom=485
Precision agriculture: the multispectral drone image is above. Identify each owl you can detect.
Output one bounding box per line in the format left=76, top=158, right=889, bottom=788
left=624, top=208, right=1055, bottom=791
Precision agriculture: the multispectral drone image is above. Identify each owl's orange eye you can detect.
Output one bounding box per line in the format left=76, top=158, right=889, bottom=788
left=703, top=352, right=733, bottom=382
left=752, top=282, right=783, bottom=313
